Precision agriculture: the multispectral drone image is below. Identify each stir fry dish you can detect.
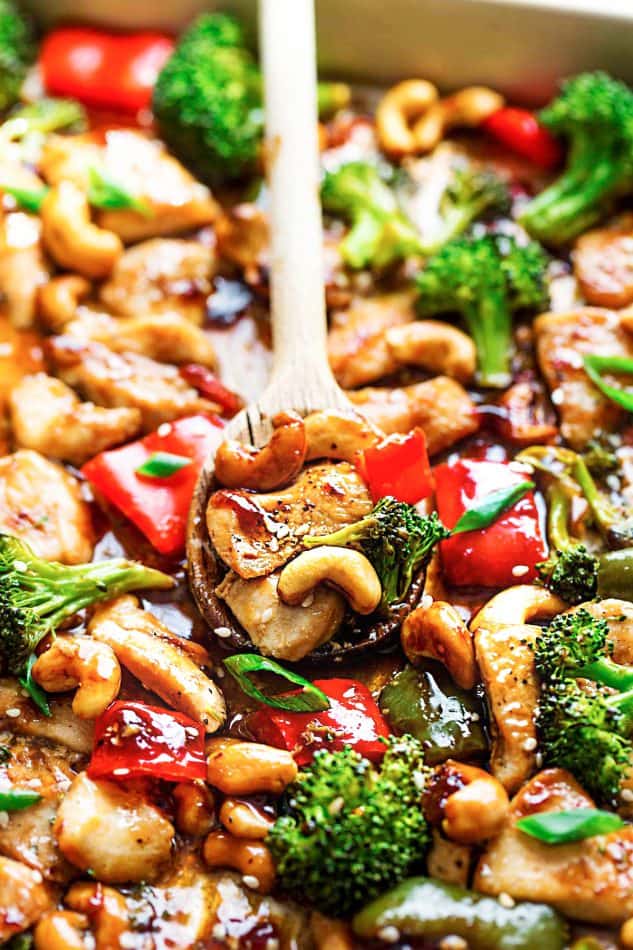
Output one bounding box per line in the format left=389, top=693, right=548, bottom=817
left=0, top=3, right=633, bottom=948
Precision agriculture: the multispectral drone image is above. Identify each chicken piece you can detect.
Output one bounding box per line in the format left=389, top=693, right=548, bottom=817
left=0, top=856, right=51, bottom=943
left=534, top=307, right=633, bottom=449
left=348, top=376, right=479, bottom=456
left=64, top=308, right=217, bottom=367
left=573, top=214, right=633, bottom=308
left=9, top=373, right=141, bottom=466
left=0, top=680, right=93, bottom=754
left=0, top=450, right=94, bottom=563
left=426, top=830, right=472, bottom=888
left=40, top=129, right=219, bottom=242
left=216, top=570, right=346, bottom=662
left=48, top=337, right=219, bottom=432
left=475, top=768, right=633, bottom=925
left=55, top=772, right=174, bottom=883
left=206, top=871, right=310, bottom=950
left=0, top=316, right=45, bottom=410
left=328, top=292, right=415, bottom=388
left=89, top=596, right=226, bottom=733
left=99, top=238, right=215, bottom=324
left=207, top=462, right=373, bottom=580
left=0, top=737, right=77, bottom=882
left=0, top=211, right=50, bottom=329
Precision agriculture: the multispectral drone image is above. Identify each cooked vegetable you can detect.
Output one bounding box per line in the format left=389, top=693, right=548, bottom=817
left=304, top=496, right=449, bottom=607
left=420, top=164, right=511, bottom=254
left=358, top=428, right=434, bottom=504
left=0, top=98, right=86, bottom=161
left=321, top=160, right=423, bottom=269
left=18, top=653, right=50, bottom=717
left=415, top=233, right=549, bottom=387
left=0, top=185, right=48, bottom=213
left=40, top=26, right=174, bottom=112
left=536, top=482, right=600, bottom=603
left=516, top=808, right=624, bottom=844
left=0, top=788, right=41, bottom=811
left=583, top=354, right=633, bottom=412
left=379, top=663, right=488, bottom=765
left=153, top=13, right=349, bottom=185
left=0, top=534, right=173, bottom=676
left=452, top=480, right=535, bottom=534
left=223, top=654, right=330, bottom=713
left=135, top=451, right=192, bottom=478
left=483, top=106, right=562, bottom=168
left=88, top=701, right=207, bottom=782
left=0, top=0, right=35, bottom=111
left=534, top=608, right=633, bottom=690
left=267, top=735, right=429, bottom=915
left=248, top=677, right=391, bottom=765
left=520, top=72, right=633, bottom=244
left=180, top=363, right=243, bottom=417
left=352, top=877, right=568, bottom=950
left=87, top=166, right=152, bottom=216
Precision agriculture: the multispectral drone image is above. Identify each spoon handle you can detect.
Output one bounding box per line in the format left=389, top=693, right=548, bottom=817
left=259, top=0, right=334, bottom=394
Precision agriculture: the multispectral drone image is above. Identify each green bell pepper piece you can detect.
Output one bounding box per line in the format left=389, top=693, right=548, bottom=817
left=353, top=877, right=568, bottom=950
left=597, top=548, right=633, bottom=600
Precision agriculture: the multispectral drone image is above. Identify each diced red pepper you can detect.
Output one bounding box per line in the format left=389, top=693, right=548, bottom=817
left=82, top=414, right=224, bottom=556
left=40, top=28, right=174, bottom=113
left=88, top=701, right=207, bottom=782
left=247, top=678, right=391, bottom=766
left=434, top=458, right=547, bottom=588
left=180, top=364, right=243, bottom=418
left=483, top=107, right=562, bottom=170
left=358, top=428, right=434, bottom=505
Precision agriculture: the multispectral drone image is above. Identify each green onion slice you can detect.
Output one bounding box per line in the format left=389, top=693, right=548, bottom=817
left=0, top=788, right=42, bottom=812
left=1, top=184, right=49, bottom=213
left=135, top=452, right=192, bottom=478
left=223, top=654, right=330, bottom=712
left=584, top=354, right=633, bottom=412
left=516, top=808, right=623, bottom=844
left=88, top=165, right=153, bottom=217
left=19, top=654, right=51, bottom=717
left=451, top=481, right=535, bottom=535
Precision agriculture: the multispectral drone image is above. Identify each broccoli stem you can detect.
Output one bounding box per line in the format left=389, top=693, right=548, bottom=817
left=340, top=211, right=385, bottom=269
left=463, top=293, right=512, bottom=388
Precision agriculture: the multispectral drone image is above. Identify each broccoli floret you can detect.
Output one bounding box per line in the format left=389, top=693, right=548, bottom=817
left=536, top=482, right=599, bottom=603
left=153, top=13, right=350, bottom=186
left=520, top=72, right=633, bottom=245
left=0, top=534, right=173, bottom=675
left=415, top=233, right=549, bottom=388
left=267, top=734, right=429, bottom=915
left=321, top=160, right=424, bottom=269
left=583, top=441, right=619, bottom=478
left=303, top=497, right=449, bottom=607
left=534, top=607, right=633, bottom=691
left=420, top=165, right=511, bottom=254
left=0, top=0, right=34, bottom=112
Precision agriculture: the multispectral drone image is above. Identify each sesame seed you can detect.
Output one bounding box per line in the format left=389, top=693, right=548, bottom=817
left=268, top=537, right=279, bottom=552
left=420, top=593, right=434, bottom=610
left=261, top=608, right=274, bottom=623
left=498, top=893, right=515, bottom=909
left=512, top=564, right=530, bottom=577
left=242, top=874, right=260, bottom=890
left=622, top=789, right=633, bottom=803
left=301, top=592, right=315, bottom=608
left=551, top=388, right=564, bottom=406
left=214, top=626, right=232, bottom=639
left=276, top=524, right=290, bottom=539
left=377, top=926, right=400, bottom=944
left=328, top=796, right=345, bottom=815
left=112, top=767, right=130, bottom=777
left=6, top=708, right=20, bottom=718
left=14, top=560, right=27, bottom=572
left=523, top=737, right=538, bottom=751
left=439, top=938, right=468, bottom=950
left=157, top=423, right=172, bottom=437
left=212, top=924, right=227, bottom=940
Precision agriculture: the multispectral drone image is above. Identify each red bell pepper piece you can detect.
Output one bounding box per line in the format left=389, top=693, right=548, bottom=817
left=180, top=364, right=243, bottom=418
left=40, top=28, right=174, bottom=113
left=358, top=428, right=434, bottom=505
left=434, top=458, right=547, bottom=588
left=247, top=678, right=391, bottom=765
left=82, top=414, right=224, bottom=556
left=483, top=107, right=562, bottom=170
left=88, top=701, right=207, bottom=782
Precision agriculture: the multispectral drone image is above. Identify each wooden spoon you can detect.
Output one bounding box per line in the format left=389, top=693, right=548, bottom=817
left=187, top=0, right=424, bottom=659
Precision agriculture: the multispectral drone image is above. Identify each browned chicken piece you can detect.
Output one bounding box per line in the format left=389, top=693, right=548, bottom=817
left=64, top=308, right=217, bottom=367
left=9, top=373, right=142, bottom=466
left=0, top=450, right=94, bottom=563
left=475, top=768, right=633, bottom=925
left=0, top=212, right=50, bottom=329
left=55, top=772, right=174, bottom=884
left=207, top=462, right=373, bottom=579
left=40, top=129, right=219, bottom=242
left=48, top=337, right=219, bottom=432
left=215, top=203, right=269, bottom=283
left=534, top=307, right=633, bottom=449
left=348, top=376, right=479, bottom=456
left=216, top=570, right=346, bottom=661
left=573, top=214, right=633, bottom=308
left=89, top=596, right=226, bottom=733
left=0, top=737, right=77, bottom=882
left=0, top=856, right=52, bottom=943
left=0, top=317, right=46, bottom=412
left=327, top=292, right=415, bottom=388
left=0, top=680, right=93, bottom=754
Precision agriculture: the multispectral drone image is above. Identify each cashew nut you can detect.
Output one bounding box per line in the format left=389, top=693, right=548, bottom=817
left=173, top=781, right=216, bottom=837
left=471, top=585, right=566, bottom=631
left=402, top=600, right=477, bottom=690
left=219, top=798, right=274, bottom=839
left=202, top=830, right=275, bottom=893
left=32, top=636, right=121, bottom=719
left=206, top=738, right=298, bottom=796
left=414, top=86, right=505, bottom=153
left=376, top=79, right=439, bottom=157
left=215, top=411, right=307, bottom=491
left=424, top=759, right=510, bottom=844
left=278, top=546, right=382, bottom=615
left=34, top=912, right=88, bottom=950
left=41, top=181, right=123, bottom=279
left=65, top=883, right=129, bottom=950
left=304, top=409, right=382, bottom=462
left=385, top=321, right=477, bottom=384
left=38, top=275, right=92, bottom=332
